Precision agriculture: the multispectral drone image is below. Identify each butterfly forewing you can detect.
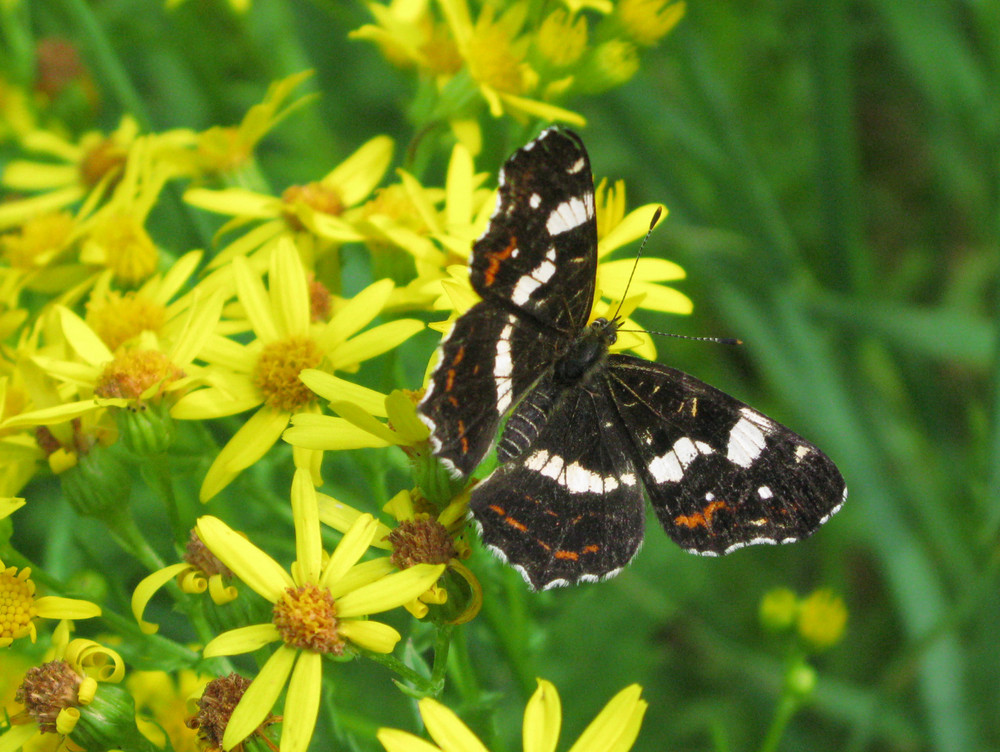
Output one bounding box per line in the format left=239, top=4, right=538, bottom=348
left=470, top=129, right=597, bottom=334
left=419, top=302, right=563, bottom=477
left=605, top=355, right=846, bottom=555
left=470, top=377, right=646, bottom=589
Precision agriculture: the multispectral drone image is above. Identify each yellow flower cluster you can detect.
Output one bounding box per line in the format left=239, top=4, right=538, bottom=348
left=0, top=3, right=694, bottom=747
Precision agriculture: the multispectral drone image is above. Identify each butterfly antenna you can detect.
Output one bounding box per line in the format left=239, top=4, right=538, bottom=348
left=611, top=207, right=662, bottom=323
left=617, top=328, right=743, bottom=346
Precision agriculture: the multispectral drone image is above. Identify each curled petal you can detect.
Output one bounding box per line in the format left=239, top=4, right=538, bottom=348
left=131, top=563, right=192, bottom=634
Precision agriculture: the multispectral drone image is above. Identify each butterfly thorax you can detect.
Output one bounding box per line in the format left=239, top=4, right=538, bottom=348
left=553, top=317, right=619, bottom=385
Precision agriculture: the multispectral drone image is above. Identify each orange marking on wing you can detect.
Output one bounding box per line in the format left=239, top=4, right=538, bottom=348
left=554, top=550, right=579, bottom=561
left=582, top=544, right=600, bottom=554
left=447, top=396, right=459, bottom=407
left=452, top=345, right=466, bottom=366
left=536, top=540, right=551, bottom=551
left=674, top=500, right=728, bottom=530
left=505, top=517, right=527, bottom=532
left=445, top=368, right=456, bottom=391
left=483, top=236, right=517, bottom=286
left=488, top=504, right=505, bottom=515
left=458, top=420, right=469, bottom=454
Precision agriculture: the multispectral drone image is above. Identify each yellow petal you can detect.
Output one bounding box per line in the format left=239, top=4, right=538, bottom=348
left=131, top=564, right=191, bottom=634
left=598, top=204, right=668, bottom=256
left=283, top=414, right=392, bottom=450
left=330, top=319, right=424, bottom=370
left=327, top=558, right=396, bottom=600
left=320, top=514, right=378, bottom=587
left=222, top=645, right=296, bottom=749
left=195, top=515, right=294, bottom=599
left=57, top=306, right=113, bottom=365
left=523, top=679, right=561, bottom=752
left=316, top=493, right=393, bottom=546
left=320, top=278, right=394, bottom=349
left=376, top=728, right=444, bottom=752
left=337, top=619, right=400, bottom=653
left=184, top=187, right=280, bottom=218
left=199, top=406, right=289, bottom=501
left=298, top=370, right=388, bottom=416
left=328, top=400, right=400, bottom=445
left=270, top=237, right=310, bottom=338
left=291, top=468, right=323, bottom=584
left=279, top=651, right=323, bottom=752
left=336, top=563, right=444, bottom=618
left=566, top=684, right=646, bottom=752
left=419, top=697, right=490, bottom=752
left=324, top=135, right=394, bottom=207
left=203, top=623, right=281, bottom=657
left=234, top=255, right=279, bottom=343
left=0, top=720, right=40, bottom=750
left=34, top=596, right=100, bottom=620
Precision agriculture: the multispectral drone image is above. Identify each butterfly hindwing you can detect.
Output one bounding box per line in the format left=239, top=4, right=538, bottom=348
left=470, top=128, right=597, bottom=334
left=470, top=377, right=645, bottom=589
left=605, top=354, right=846, bottom=555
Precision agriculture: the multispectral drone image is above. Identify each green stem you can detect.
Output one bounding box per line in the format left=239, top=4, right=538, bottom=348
left=362, top=649, right=432, bottom=693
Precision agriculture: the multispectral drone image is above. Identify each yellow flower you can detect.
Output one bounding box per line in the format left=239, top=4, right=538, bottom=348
left=128, top=669, right=211, bottom=752
left=190, top=70, right=317, bottom=178
left=615, top=0, right=685, bottom=47
left=0, top=625, right=125, bottom=752
left=0, top=560, right=101, bottom=647
left=315, top=486, right=480, bottom=622
left=0, top=116, right=141, bottom=231
left=378, top=679, right=648, bottom=752
left=797, top=588, right=848, bottom=651
left=131, top=529, right=239, bottom=635
left=184, top=133, right=393, bottom=270
left=437, top=0, right=585, bottom=126
left=195, top=469, right=445, bottom=752
left=170, top=238, right=423, bottom=500
left=4, top=288, right=221, bottom=433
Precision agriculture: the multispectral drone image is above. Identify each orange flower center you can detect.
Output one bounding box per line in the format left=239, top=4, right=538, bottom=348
left=252, top=336, right=324, bottom=412
left=272, top=583, right=345, bottom=654
left=94, top=350, right=183, bottom=400
left=282, top=182, right=345, bottom=232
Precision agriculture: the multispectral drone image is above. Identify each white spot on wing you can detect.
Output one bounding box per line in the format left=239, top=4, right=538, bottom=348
left=568, top=156, right=586, bottom=174
left=757, top=485, right=773, bottom=500
left=648, top=437, right=715, bottom=483
left=494, top=316, right=516, bottom=414
left=546, top=196, right=592, bottom=235
left=529, top=193, right=542, bottom=208
left=510, top=248, right=558, bottom=305
left=727, top=409, right=772, bottom=468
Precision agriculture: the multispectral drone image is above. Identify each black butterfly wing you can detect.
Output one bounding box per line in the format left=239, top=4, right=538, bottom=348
left=420, top=128, right=599, bottom=476
left=470, top=128, right=597, bottom=334
left=605, top=354, right=846, bottom=555
left=470, top=376, right=645, bottom=589
left=419, top=304, right=563, bottom=477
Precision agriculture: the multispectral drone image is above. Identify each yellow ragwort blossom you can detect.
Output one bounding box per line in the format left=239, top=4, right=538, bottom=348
left=184, top=133, right=393, bottom=271
left=196, top=469, right=444, bottom=752
left=0, top=560, right=101, bottom=647
left=170, top=237, right=423, bottom=500
left=0, top=624, right=124, bottom=752
left=378, top=679, right=648, bottom=752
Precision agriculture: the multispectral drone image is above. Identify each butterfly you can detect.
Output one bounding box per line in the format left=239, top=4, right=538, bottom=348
left=418, top=128, right=846, bottom=590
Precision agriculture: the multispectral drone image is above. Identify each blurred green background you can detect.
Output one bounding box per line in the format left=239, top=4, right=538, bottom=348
left=4, top=1, right=998, bottom=751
